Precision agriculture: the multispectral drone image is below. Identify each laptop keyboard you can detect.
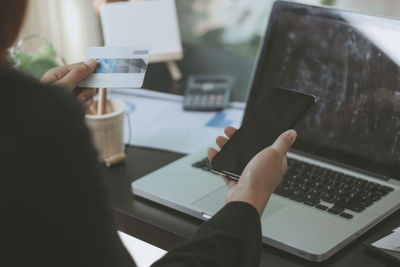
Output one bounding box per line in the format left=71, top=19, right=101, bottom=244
left=192, top=157, right=394, bottom=219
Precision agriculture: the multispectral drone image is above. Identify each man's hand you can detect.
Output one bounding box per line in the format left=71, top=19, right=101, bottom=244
left=93, top=0, right=123, bottom=15
left=207, top=126, right=297, bottom=216
left=41, top=60, right=97, bottom=110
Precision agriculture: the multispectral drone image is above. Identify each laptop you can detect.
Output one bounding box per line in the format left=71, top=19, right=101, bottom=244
left=132, top=1, right=400, bottom=262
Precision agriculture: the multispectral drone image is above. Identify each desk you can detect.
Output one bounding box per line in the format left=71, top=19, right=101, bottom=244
left=103, top=145, right=400, bottom=267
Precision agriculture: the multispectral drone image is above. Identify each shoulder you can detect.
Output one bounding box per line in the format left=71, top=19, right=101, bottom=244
left=0, top=65, right=86, bottom=142
left=6, top=66, right=82, bottom=112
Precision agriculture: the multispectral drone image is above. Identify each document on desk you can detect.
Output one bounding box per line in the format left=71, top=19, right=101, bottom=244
left=370, top=228, right=400, bottom=261
left=118, top=231, right=166, bottom=267
left=372, top=232, right=400, bottom=252
left=110, top=90, right=244, bottom=154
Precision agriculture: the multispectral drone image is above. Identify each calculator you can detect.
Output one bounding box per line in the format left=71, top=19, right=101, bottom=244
left=183, top=75, right=234, bottom=111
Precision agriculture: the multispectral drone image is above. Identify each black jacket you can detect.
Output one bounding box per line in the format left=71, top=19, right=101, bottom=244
left=0, top=65, right=261, bottom=267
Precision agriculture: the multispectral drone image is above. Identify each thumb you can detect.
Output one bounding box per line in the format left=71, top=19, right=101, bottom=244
left=271, top=130, right=297, bottom=155
left=55, top=59, right=97, bottom=90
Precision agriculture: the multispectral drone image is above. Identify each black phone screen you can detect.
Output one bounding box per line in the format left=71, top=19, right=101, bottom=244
left=211, top=88, right=316, bottom=179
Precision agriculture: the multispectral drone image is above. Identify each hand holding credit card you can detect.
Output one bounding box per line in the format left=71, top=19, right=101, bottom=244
left=79, top=47, right=149, bottom=88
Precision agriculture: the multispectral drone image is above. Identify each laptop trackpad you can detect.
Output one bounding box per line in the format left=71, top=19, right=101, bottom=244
left=192, top=185, right=287, bottom=218
left=192, top=186, right=227, bottom=215
left=261, top=200, right=287, bottom=221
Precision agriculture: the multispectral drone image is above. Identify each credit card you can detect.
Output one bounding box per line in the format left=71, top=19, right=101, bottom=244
left=79, top=47, right=149, bottom=88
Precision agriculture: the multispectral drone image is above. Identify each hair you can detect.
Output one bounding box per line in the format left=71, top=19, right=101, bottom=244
left=0, top=0, right=28, bottom=62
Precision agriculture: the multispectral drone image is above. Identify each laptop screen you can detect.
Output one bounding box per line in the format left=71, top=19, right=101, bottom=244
left=244, top=1, right=400, bottom=180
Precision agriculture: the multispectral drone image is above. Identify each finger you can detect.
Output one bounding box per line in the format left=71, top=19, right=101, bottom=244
left=221, top=175, right=237, bottom=189
left=228, top=178, right=238, bottom=189
left=83, top=98, right=94, bottom=111
left=55, top=60, right=97, bottom=90
left=216, top=136, right=229, bottom=149
left=207, top=148, right=218, bottom=161
left=93, top=0, right=107, bottom=15
left=75, top=87, right=97, bottom=96
left=42, top=62, right=85, bottom=84
left=221, top=175, right=230, bottom=186
left=67, top=61, right=89, bottom=69
left=224, top=126, right=237, bottom=139
left=77, top=88, right=96, bottom=104
left=77, top=88, right=95, bottom=98
left=40, top=66, right=70, bottom=83
left=87, top=88, right=96, bottom=99
left=281, top=154, right=288, bottom=173
left=271, top=129, right=297, bottom=155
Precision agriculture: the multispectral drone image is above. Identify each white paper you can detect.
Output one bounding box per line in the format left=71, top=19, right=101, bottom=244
left=110, top=88, right=184, bottom=102
left=109, top=91, right=244, bottom=154
left=118, top=231, right=166, bottom=267
left=372, top=232, right=400, bottom=253
left=110, top=88, right=246, bottom=109
left=101, top=0, right=182, bottom=63
left=394, top=226, right=400, bottom=233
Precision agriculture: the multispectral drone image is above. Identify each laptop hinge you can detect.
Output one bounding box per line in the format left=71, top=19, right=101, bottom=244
left=388, top=179, right=400, bottom=187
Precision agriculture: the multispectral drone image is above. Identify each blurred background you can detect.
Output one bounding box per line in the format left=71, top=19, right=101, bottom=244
left=17, top=0, right=102, bottom=63
left=17, top=0, right=400, bottom=64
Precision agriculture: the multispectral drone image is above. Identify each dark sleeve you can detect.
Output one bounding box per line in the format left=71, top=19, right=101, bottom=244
left=41, top=90, right=137, bottom=267
left=152, top=201, right=262, bottom=267
left=3, top=86, right=136, bottom=267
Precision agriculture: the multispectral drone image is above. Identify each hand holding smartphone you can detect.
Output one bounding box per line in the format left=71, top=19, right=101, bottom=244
left=210, top=88, right=317, bottom=179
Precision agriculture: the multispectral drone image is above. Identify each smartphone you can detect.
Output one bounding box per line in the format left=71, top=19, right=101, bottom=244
left=210, top=87, right=317, bottom=179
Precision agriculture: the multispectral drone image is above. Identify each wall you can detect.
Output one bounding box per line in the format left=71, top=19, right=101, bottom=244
left=17, top=0, right=103, bottom=64
left=16, top=0, right=400, bottom=64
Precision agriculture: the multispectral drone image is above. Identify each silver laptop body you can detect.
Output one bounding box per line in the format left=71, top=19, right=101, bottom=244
left=132, top=1, right=400, bottom=262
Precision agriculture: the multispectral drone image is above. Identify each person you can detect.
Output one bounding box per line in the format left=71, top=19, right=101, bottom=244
left=1, top=1, right=297, bottom=266
left=93, top=0, right=125, bottom=15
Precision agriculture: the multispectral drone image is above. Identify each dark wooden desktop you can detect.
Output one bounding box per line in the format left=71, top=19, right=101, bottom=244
left=103, top=146, right=399, bottom=267
left=102, top=43, right=400, bottom=266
